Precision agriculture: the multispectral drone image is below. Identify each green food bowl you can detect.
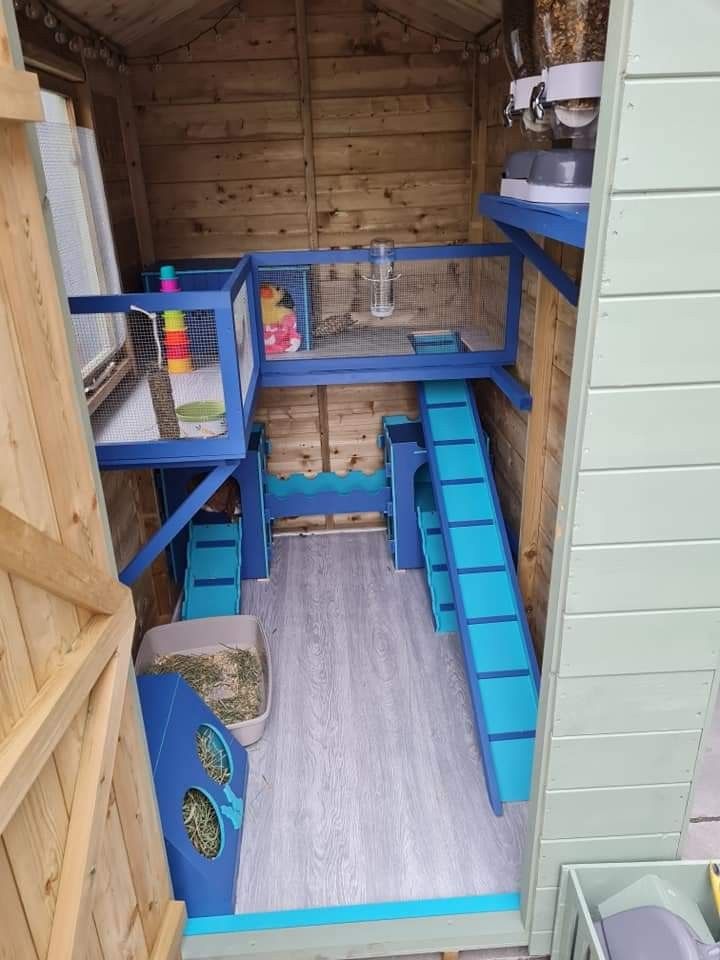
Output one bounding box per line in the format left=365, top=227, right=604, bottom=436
left=176, top=401, right=227, bottom=438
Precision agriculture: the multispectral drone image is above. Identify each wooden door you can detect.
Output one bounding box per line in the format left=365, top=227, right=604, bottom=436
left=0, top=3, right=185, bottom=957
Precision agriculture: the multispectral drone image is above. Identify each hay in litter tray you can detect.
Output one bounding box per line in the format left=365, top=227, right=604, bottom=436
left=146, top=646, right=262, bottom=725
left=183, top=788, right=221, bottom=859
left=196, top=725, right=231, bottom=785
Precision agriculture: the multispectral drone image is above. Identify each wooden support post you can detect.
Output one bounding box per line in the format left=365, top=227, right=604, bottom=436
left=295, top=0, right=319, bottom=249
left=117, top=75, right=156, bottom=267
left=517, top=241, right=561, bottom=629
left=468, top=51, right=489, bottom=242
left=317, top=385, right=334, bottom=529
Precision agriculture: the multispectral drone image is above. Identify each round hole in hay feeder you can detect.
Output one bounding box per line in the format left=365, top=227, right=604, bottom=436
left=182, top=787, right=223, bottom=859
left=195, top=724, right=232, bottom=785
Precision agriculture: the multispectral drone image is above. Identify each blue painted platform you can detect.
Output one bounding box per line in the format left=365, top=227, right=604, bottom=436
left=418, top=380, right=539, bottom=815
left=478, top=194, right=588, bottom=248
left=182, top=522, right=242, bottom=620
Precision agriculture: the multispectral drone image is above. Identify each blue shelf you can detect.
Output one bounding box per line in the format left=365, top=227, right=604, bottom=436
left=478, top=194, right=588, bottom=249
left=478, top=194, right=587, bottom=306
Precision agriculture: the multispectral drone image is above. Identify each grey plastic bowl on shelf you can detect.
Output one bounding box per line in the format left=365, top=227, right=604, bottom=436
left=135, top=615, right=272, bottom=747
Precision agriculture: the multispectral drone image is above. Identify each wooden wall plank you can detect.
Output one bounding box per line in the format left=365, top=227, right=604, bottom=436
left=315, top=170, right=468, bottom=212
left=627, top=0, right=720, bottom=76
left=136, top=100, right=302, bottom=144
left=553, top=672, right=713, bottom=737
left=542, top=783, right=689, bottom=840
left=581, top=385, right=720, bottom=469
left=603, top=194, right=720, bottom=296
left=312, top=93, right=471, bottom=137
left=573, top=466, right=720, bottom=544
left=309, top=53, right=470, bottom=97
left=537, top=833, right=681, bottom=888
left=148, top=177, right=307, bottom=219
left=560, top=609, right=720, bottom=677
left=546, top=731, right=702, bottom=790
left=591, top=294, right=720, bottom=387
left=615, top=79, right=720, bottom=191
left=142, top=139, right=306, bottom=183
left=567, top=541, right=720, bottom=613
left=131, top=60, right=300, bottom=105
left=313, top=131, right=469, bottom=175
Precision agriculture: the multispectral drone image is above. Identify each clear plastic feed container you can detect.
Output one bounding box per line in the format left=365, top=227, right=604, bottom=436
left=502, top=0, right=537, bottom=79
left=534, top=0, right=610, bottom=135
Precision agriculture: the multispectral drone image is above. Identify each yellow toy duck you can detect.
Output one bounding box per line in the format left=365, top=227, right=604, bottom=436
left=260, top=284, right=301, bottom=354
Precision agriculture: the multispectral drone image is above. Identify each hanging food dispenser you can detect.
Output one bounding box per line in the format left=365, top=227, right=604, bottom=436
left=500, top=0, right=609, bottom=204
left=365, top=239, right=399, bottom=319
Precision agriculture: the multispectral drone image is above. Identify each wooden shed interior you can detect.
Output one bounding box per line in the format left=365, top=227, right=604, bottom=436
left=1, top=0, right=615, bottom=955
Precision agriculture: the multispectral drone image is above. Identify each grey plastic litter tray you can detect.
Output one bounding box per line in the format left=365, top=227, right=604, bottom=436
left=553, top=862, right=720, bottom=960
left=135, top=615, right=272, bottom=746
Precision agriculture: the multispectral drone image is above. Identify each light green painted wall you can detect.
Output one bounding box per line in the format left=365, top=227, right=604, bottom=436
left=522, top=0, right=720, bottom=954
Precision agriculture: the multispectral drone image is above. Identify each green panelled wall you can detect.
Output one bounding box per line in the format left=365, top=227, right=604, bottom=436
left=521, top=0, right=720, bottom=953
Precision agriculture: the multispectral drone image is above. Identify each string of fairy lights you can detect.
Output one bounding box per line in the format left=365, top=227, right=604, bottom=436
left=13, top=0, right=502, bottom=74
left=13, top=0, right=127, bottom=71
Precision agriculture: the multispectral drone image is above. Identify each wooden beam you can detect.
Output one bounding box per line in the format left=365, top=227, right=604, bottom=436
left=468, top=52, right=489, bottom=241
left=47, top=600, right=135, bottom=960
left=22, top=38, right=85, bottom=83
left=294, top=0, right=318, bottom=249
left=517, top=242, right=561, bottom=626
left=117, top=75, right=156, bottom=267
left=149, top=900, right=187, bottom=960
left=131, top=0, right=233, bottom=58
left=0, top=62, right=42, bottom=122
left=0, top=505, right=128, bottom=614
left=0, top=594, right=134, bottom=836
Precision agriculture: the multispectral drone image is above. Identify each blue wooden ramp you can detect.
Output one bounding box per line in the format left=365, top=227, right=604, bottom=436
left=418, top=380, right=539, bottom=815
left=182, top=522, right=242, bottom=620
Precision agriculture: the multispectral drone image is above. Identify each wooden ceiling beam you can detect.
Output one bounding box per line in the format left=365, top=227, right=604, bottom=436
left=129, top=0, right=233, bottom=57
left=380, top=0, right=499, bottom=42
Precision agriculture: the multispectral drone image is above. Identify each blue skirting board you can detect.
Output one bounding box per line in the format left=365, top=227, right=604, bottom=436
left=185, top=891, right=521, bottom=935
left=265, top=469, right=387, bottom=519
left=418, top=380, right=539, bottom=815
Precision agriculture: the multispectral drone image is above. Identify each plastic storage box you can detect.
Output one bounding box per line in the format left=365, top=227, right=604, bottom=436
left=552, top=861, right=720, bottom=960
left=136, top=614, right=272, bottom=746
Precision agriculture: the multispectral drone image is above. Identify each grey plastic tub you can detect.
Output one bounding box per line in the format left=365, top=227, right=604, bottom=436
left=552, top=861, right=720, bottom=960
left=135, top=615, right=272, bottom=746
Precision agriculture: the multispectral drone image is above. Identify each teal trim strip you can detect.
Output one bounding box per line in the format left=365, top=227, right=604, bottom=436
left=185, top=892, right=521, bottom=936
left=266, top=468, right=386, bottom=497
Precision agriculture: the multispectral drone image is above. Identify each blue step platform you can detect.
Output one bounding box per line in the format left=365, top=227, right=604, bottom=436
left=182, top=522, right=242, bottom=620
left=418, top=379, right=539, bottom=815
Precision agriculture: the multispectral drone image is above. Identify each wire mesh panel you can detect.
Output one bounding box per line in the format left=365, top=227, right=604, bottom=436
left=261, top=256, right=507, bottom=361
left=232, top=280, right=255, bottom=404
left=89, top=308, right=226, bottom=445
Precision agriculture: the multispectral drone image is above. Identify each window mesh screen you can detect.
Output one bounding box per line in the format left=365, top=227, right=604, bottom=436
left=36, top=91, right=125, bottom=380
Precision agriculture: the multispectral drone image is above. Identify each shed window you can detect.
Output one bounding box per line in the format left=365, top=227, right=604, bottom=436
left=35, top=89, right=125, bottom=382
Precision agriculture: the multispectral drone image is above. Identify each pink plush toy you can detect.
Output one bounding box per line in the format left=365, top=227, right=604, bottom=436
left=260, top=284, right=301, bottom=355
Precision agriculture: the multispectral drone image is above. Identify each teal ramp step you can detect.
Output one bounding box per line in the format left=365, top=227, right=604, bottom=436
left=417, top=504, right=458, bottom=633
left=182, top=522, right=242, bottom=621
left=418, top=380, right=539, bottom=816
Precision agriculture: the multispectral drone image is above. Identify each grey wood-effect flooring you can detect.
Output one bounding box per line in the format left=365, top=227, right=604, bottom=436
left=235, top=532, right=527, bottom=913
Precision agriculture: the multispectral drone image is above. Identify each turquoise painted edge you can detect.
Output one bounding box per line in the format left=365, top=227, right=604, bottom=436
left=185, top=891, right=521, bottom=936
left=266, top=468, right=386, bottom=497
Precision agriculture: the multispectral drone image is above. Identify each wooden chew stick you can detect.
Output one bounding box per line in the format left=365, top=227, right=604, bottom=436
left=148, top=367, right=181, bottom=439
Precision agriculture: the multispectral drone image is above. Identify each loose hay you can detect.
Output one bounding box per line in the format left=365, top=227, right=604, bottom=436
left=146, top=645, right=263, bottom=725
left=196, top=725, right=231, bottom=785
left=183, top=788, right=221, bottom=859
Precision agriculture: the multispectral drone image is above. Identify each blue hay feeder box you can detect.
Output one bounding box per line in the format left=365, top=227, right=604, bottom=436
left=137, top=674, right=249, bottom=917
